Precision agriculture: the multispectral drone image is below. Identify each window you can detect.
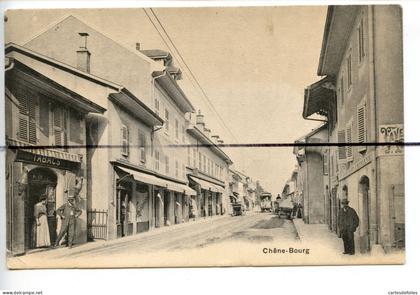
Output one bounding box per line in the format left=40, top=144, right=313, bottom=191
left=175, top=118, right=179, bottom=139
left=193, top=148, right=197, bottom=168
left=165, top=109, right=170, bottom=133
left=346, top=122, right=353, bottom=161
left=357, top=100, right=367, bottom=152
left=182, top=124, right=185, bottom=143
left=346, top=53, right=352, bottom=89
left=154, top=150, right=160, bottom=171
left=175, top=160, right=179, bottom=178
left=187, top=146, right=191, bottom=166
left=340, top=77, right=344, bottom=105
left=17, top=90, right=38, bottom=145
left=52, top=105, right=69, bottom=150
left=165, top=155, right=169, bottom=174
left=154, top=98, right=160, bottom=115
left=203, top=155, right=207, bottom=172
left=199, top=152, right=202, bottom=171
left=358, top=18, right=365, bottom=63
left=207, top=158, right=210, bottom=174
left=139, top=131, right=146, bottom=163
left=337, top=129, right=347, bottom=162
left=323, top=152, right=329, bottom=175
left=121, top=124, right=129, bottom=157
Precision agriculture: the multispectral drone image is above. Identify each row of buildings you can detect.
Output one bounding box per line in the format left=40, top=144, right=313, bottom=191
left=282, top=5, right=404, bottom=254
left=5, top=15, right=261, bottom=256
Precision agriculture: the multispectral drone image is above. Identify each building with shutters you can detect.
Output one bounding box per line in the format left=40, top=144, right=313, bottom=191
left=186, top=111, right=233, bottom=219
left=5, top=43, right=111, bottom=255
left=22, top=15, right=198, bottom=241
left=293, top=125, right=328, bottom=224
left=302, top=5, right=404, bottom=253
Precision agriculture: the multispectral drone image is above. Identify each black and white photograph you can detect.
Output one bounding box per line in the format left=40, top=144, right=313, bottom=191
left=2, top=4, right=407, bottom=269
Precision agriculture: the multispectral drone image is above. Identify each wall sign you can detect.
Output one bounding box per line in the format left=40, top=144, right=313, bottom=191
left=379, top=124, right=404, bottom=156
left=15, top=150, right=81, bottom=171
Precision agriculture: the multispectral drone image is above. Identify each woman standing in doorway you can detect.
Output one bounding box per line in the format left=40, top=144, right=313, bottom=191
left=34, top=195, right=51, bottom=248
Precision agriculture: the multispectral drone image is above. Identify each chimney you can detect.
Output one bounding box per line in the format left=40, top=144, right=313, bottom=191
left=77, top=32, right=91, bottom=73
left=135, top=42, right=141, bottom=51
left=196, top=110, right=205, bottom=132
left=204, top=127, right=211, bottom=138
left=211, top=135, right=220, bottom=143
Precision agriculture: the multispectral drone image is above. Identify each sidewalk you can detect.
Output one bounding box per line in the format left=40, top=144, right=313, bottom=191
left=292, top=218, right=404, bottom=265
left=7, top=213, right=231, bottom=266
left=293, top=218, right=342, bottom=251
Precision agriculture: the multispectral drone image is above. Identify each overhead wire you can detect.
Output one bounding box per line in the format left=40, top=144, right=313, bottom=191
left=143, top=8, right=239, bottom=144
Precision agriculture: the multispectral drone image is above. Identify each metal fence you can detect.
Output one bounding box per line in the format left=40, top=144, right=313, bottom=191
left=87, top=209, right=108, bottom=241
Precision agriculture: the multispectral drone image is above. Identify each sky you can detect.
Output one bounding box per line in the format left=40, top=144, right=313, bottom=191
left=4, top=6, right=327, bottom=195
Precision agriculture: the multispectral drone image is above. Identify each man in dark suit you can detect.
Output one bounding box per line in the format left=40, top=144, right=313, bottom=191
left=338, top=199, right=359, bottom=255
left=55, top=195, right=82, bottom=249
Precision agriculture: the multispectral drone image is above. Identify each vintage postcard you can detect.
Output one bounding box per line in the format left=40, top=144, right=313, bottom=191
left=3, top=5, right=404, bottom=268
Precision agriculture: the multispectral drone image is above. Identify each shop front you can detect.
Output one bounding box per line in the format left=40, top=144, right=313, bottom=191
left=112, top=164, right=196, bottom=238
left=6, top=140, right=84, bottom=256
left=188, top=176, right=224, bottom=218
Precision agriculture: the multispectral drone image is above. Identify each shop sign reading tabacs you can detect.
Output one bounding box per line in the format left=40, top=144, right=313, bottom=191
left=15, top=150, right=81, bottom=171
left=379, top=124, right=404, bottom=156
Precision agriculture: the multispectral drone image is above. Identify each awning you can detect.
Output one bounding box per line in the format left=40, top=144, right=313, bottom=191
left=167, top=181, right=197, bottom=196
left=303, top=76, right=335, bottom=119
left=116, top=166, right=196, bottom=196
left=189, top=176, right=224, bottom=193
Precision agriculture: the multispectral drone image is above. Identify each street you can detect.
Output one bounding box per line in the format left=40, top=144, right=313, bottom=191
left=8, top=212, right=303, bottom=268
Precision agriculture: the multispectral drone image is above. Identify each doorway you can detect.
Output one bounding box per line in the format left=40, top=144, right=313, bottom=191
left=164, top=190, right=170, bottom=225
left=359, top=176, right=370, bottom=253
left=26, top=168, right=57, bottom=250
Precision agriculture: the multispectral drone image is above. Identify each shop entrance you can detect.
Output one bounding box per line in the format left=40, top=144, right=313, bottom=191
left=164, top=190, right=171, bottom=226
left=359, top=176, right=370, bottom=253
left=25, top=168, right=57, bottom=250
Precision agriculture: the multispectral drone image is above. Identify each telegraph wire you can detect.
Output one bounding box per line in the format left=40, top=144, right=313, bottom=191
left=143, top=8, right=239, bottom=144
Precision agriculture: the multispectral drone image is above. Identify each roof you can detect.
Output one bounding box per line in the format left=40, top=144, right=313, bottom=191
left=317, top=6, right=359, bottom=76
left=187, top=126, right=233, bottom=165
left=6, top=43, right=163, bottom=127
left=6, top=58, right=106, bottom=114
left=141, top=49, right=172, bottom=61
left=5, top=42, right=121, bottom=91
left=153, top=70, right=195, bottom=113
left=303, top=76, right=335, bottom=118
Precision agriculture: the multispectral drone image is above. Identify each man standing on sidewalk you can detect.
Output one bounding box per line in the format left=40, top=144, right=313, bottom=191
left=55, top=195, right=82, bottom=249
left=338, top=199, right=359, bottom=255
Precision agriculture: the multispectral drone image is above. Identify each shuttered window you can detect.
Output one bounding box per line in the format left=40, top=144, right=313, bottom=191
left=358, top=18, right=365, bottom=63
left=323, top=152, right=329, bottom=175
left=337, top=130, right=347, bottom=162
left=69, top=110, right=83, bottom=144
left=121, top=124, right=129, bottom=157
left=357, top=102, right=367, bottom=152
left=175, top=119, right=179, bottom=139
left=17, top=90, right=38, bottom=144
left=51, top=106, right=69, bottom=150
left=346, top=123, right=353, bottom=161
left=154, top=150, right=160, bottom=171
left=139, top=131, right=146, bottom=163
left=187, top=146, right=191, bottom=166
left=165, top=155, right=169, bottom=174
left=53, top=106, right=62, bottom=146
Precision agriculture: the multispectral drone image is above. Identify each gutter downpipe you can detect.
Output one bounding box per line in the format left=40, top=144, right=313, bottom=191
left=150, top=70, right=166, bottom=157
left=368, top=6, right=382, bottom=253
left=150, top=69, right=165, bottom=230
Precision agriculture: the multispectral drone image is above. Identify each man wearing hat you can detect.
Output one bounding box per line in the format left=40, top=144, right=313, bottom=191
left=338, top=198, right=359, bottom=255
left=55, top=195, right=82, bottom=249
